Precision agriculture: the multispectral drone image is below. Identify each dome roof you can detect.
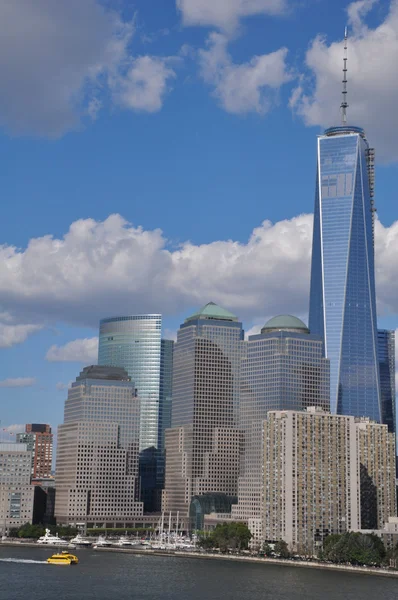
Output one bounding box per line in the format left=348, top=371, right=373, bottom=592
left=185, top=302, right=238, bottom=323
left=261, top=315, right=309, bottom=334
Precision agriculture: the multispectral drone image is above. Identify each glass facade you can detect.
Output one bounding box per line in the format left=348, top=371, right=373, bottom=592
left=309, top=126, right=381, bottom=421
left=378, top=330, right=396, bottom=433
left=233, top=319, right=330, bottom=523
left=98, top=315, right=162, bottom=451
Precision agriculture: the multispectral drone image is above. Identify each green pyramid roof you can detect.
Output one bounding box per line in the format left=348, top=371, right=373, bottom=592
left=185, top=302, right=238, bottom=323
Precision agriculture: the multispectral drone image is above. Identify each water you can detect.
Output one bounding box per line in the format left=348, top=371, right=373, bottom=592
left=0, top=546, right=397, bottom=600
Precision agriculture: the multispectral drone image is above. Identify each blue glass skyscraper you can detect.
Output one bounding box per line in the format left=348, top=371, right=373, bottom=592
left=98, top=315, right=162, bottom=452
left=309, top=123, right=381, bottom=419
left=378, top=329, right=396, bottom=433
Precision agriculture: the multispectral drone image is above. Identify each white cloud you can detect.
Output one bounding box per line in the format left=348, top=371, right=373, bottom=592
left=0, top=1, right=176, bottom=136
left=46, top=338, right=99, bottom=363
left=0, top=378, right=36, bottom=388
left=111, top=56, right=176, bottom=113
left=199, top=32, right=292, bottom=114
left=163, top=329, right=178, bottom=342
left=0, top=322, right=42, bottom=348
left=292, top=0, right=398, bottom=162
left=177, top=0, right=287, bottom=32
left=0, top=212, right=398, bottom=332
left=56, top=382, right=72, bottom=391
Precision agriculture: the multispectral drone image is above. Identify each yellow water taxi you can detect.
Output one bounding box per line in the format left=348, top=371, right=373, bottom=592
left=47, top=551, right=79, bottom=565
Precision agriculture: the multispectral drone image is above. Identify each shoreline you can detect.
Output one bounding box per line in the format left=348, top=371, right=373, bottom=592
left=1, top=541, right=398, bottom=578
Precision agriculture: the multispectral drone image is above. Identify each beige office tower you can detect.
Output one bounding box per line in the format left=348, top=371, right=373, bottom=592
left=162, top=303, right=244, bottom=516
left=55, top=366, right=143, bottom=526
left=232, top=316, right=330, bottom=536
left=263, top=408, right=360, bottom=554
left=356, top=418, right=396, bottom=529
left=0, top=443, right=34, bottom=533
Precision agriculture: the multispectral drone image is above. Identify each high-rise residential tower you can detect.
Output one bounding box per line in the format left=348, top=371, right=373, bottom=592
left=232, top=315, right=330, bottom=535
left=16, top=424, right=53, bottom=481
left=55, top=366, right=143, bottom=526
left=308, top=34, right=380, bottom=420
left=163, top=302, right=244, bottom=516
left=98, top=315, right=162, bottom=452
left=0, top=443, right=34, bottom=533
left=377, top=330, right=396, bottom=433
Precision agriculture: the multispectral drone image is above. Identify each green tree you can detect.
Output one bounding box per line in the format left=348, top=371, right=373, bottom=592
left=198, top=522, right=252, bottom=553
left=322, top=532, right=385, bottom=566
left=261, top=542, right=273, bottom=557
left=274, top=540, right=291, bottom=558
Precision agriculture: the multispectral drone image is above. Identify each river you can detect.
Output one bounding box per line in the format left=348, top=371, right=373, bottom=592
left=0, top=546, right=397, bottom=600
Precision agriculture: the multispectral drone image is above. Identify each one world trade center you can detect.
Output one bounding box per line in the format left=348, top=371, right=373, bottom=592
left=308, top=31, right=381, bottom=421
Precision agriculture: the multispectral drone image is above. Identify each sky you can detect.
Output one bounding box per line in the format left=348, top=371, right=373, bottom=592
left=1, top=0, right=398, bottom=436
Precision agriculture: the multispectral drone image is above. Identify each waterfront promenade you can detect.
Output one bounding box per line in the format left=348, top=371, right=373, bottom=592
left=2, top=539, right=398, bottom=578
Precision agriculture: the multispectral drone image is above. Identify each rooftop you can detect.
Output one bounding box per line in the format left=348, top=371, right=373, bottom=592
left=261, top=315, right=309, bottom=335
left=185, top=302, right=238, bottom=323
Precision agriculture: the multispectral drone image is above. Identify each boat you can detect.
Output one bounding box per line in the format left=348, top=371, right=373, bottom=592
left=70, top=533, right=92, bottom=547
left=47, top=551, right=79, bottom=565
left=93, top=535, right=112, bottom=548
left=37, top=529, right=69, bottom=546
left=115, top=535, right=134, bottom=547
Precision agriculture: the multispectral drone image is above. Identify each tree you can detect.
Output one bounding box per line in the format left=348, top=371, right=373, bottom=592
left=261, top=542, right=273, bottom=557
left=274, top=540, right=291, bottom=558
left=322, top=532, right=385, bottom=566
left=198, top=522, right=252, bottom=553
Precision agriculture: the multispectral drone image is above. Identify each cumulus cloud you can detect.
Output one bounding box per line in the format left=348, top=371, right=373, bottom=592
left=0, top=0, right=176, bottom=136
left=177, top=0, right=288, bottom=31
left=0, top=213, right=312, bottom=327
left=198, top=33, right=292, bottom=114
left=0, top=378, right=36, bottom=388
left=0, top=212, right=398, bottom=332
left=291, top=0, right=398, bottom=162
left=46, top=338, right=99, bottom=363
left=110, top=56, right=177, bottom=113
left=0, top=322, right=42, bottom=348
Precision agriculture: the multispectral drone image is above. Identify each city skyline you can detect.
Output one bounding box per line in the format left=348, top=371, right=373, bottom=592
left=1, top=1, right=398, bottom=432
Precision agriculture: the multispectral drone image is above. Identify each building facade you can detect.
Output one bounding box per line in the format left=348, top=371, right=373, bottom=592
left=377, top=330, right=396, bottom=433
left=157, top=339, right=174, bottom=490
left=16, top=424, right=53, bottom=481
left=163, top=302, right=244, bottom=515
left=55, top=366, right=143, bottom=526
left=356, top=418, right=396, bottom=529
left=0, top=443, right=34, bottom=532
left=98, top=315, right=162, bottom=452
left=261, top=409, right=396, bottom=552
left=309, top=125, right=381, bottom=421
left=233, top=315, right=330, bottom=530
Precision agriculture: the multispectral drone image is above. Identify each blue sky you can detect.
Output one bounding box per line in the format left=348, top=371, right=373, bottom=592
left=1, top=0, right=398, bottom=435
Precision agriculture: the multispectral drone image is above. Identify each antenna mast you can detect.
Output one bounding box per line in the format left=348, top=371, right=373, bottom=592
left=341, top=27, right=348, bottom=125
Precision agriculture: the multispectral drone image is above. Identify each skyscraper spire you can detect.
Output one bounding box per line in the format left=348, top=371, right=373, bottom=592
left=341, top=27, right=349, bottom=125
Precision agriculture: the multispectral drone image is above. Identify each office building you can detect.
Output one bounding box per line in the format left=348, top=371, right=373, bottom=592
left=16, top=424, right=53, bottom=481
left=98, top=315, right=162, bottom=452
left=55, top=366, right=143, bottom=526
left=378, top=330, right=396, bottom=433
left=308, top=82, right=381, bottom=420
left=233, top=315, right=330, bottom=530
left=356, top=418, right=396, bottom=529
left=156, top=339, right=174, bottom=495
left=0, top=443, right=34, bottom=532
left=163, top=302, right=244, bottom=515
